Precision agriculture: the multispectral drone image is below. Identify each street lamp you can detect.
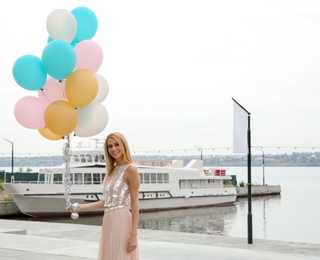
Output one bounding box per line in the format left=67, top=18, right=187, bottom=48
left=255, top=147, right=265, bottom=186
left=194, top=145, right=203, bottom=160
left=3, top=138, right=14, bottom=183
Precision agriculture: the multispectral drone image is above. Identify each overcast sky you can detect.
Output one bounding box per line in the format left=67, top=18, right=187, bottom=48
left=1, top=0, right=320, bottom=156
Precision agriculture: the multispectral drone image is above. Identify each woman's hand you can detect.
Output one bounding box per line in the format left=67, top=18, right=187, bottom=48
left=66, top=203, right=80, bottom=213
left=127, top=235, right=138, bottom=253
left=66, top=204, right=73, bottom=213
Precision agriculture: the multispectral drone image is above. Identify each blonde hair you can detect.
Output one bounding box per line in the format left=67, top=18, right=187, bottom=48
left=103, top=132, right=134, bottom=184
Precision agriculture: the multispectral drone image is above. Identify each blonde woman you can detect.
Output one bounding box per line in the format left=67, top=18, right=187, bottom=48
left=69, top=132, right=140, bottom=259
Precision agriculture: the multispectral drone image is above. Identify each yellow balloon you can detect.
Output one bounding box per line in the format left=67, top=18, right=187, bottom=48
left=44, top=100, right=78, bottom=136
left=38, top=127, right=63, bottom=141
left=65, top=69, right=98, bottom=108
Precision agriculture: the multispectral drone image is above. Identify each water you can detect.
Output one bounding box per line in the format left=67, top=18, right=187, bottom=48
left=3, top=167, right=320, bottom=244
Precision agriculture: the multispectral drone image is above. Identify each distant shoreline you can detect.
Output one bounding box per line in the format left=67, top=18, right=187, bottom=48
left=1, top=151, right=320, bottom=169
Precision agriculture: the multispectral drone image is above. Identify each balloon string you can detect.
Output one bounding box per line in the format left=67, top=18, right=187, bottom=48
left=38, top=89, right=51, bottom=103
left=60, top=79, right=67, bottom=101
left=63, top=134, right=71, bottom=208
left=38, top=79, right=67, bottom=104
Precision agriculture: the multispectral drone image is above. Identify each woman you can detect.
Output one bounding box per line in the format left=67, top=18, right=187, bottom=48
left=69, top=132, right=140, bottom=259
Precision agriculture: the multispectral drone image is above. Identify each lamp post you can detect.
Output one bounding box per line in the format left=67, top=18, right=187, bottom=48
left=255, top=147, right=265, bottom=186
left=3, top=138, right=14, bottom=183
left=193, top=145, right=203, bottom=160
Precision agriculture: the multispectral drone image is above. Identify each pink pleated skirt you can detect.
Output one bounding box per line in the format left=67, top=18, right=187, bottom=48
left=97, top=207, right=139, bottom=260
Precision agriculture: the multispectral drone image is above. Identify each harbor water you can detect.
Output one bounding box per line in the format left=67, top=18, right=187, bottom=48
left=2, top=167, right=320, bottom=245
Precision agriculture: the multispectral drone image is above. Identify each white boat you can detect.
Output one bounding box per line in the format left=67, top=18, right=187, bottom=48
left=2, top=148, right=237, bottom=217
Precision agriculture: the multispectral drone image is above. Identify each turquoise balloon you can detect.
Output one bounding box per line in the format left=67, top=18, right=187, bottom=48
left=47, top=35, right=53, bottom=43
left=48, top=35, right=77, bottom=47
left=12, top=55, right=47, bottom=91
left=42, top=40, right=76, bottom=80
left=71, top=7, right=98, bottom=42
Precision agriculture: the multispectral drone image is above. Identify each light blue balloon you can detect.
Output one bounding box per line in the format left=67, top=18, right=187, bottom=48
left=42, top=40, right=76, bottom=80
left=71, top=7, right=98, bottom=42
left=12, top=55, right=47, bottom=91
left=48, top=35, right=77, bottom=47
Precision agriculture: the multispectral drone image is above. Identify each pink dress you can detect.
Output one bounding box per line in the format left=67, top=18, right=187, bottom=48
left=97, top=164, right=139, bottom=260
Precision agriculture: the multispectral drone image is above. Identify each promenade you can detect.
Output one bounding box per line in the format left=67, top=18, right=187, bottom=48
left=0, top=219, right=319, bottom=259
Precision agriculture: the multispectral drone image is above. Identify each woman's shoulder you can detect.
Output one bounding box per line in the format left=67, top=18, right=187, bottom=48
left=124, top=163, right=139, bottom=184
left=125, top=163, right=138, bottom=173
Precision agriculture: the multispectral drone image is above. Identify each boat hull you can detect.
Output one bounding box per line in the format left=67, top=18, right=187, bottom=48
left=9, top=193, right=236, bottom=218
left=3, top=184, right=236, bottom=218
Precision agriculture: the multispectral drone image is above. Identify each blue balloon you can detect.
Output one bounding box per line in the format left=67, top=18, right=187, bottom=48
left=72, top=7, right=98, bottom=42
left=42, top=40, right=76, bottom=80
left=48, top=35, right=77, bottom=47
left=12, top=55, right=47, bottom=91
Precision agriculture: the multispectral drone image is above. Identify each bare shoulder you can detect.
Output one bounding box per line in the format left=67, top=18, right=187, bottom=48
left=126, top=164, right=138, bottom=174
left=124, top=164, right=140, bottom=182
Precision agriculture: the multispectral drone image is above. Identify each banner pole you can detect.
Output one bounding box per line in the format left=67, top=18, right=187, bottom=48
left=247, top=114, right=253, bottom=244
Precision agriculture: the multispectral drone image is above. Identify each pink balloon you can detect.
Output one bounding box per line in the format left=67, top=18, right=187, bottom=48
left=14, top=96, right=46, bottom=129
left=74, top=40, right=103, bottom=72
left=38, top=78, right=67, bottom=107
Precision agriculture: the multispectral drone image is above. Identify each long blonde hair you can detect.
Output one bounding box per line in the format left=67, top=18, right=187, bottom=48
left=103, top=132, right=134, bottom=184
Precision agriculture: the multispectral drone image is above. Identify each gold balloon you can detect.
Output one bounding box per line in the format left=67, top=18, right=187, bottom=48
left=44, top=100, right=78, bottom=136
left=65, top=69, right=98, bottom=108
left=38, top=127, right=63, bottom=141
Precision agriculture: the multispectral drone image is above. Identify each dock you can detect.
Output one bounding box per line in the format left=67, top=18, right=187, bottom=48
left=0, top=219, right=319, bottom=259
left=236, top=185, right=281, bottom=197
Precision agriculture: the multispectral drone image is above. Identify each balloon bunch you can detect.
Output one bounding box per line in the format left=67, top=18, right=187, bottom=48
left=12, top=7, right=109, bottom=140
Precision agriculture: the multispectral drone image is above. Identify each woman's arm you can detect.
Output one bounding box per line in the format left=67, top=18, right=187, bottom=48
left=67, top=199, right=105, bottom=213
left=125, top=164, right=140, bottom=253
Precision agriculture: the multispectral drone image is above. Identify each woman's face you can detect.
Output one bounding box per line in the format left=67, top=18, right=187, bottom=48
left=107, top=137, right=123, bottom=160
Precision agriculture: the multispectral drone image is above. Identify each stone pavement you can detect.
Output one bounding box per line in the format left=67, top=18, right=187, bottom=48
left=0, top=219, right=319, bottom=260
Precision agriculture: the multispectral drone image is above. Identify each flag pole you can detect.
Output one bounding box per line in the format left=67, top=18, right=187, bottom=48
left=247, top=114, right=253, bottom=244
left=231, top=98, right=252, bottom=244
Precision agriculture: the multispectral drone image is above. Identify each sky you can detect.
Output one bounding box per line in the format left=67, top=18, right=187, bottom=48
left=1, top=0, right=320, bottom=157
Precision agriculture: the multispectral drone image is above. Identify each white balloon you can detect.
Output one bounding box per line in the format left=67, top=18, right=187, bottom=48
left=92, top=74, right=109, bottom=103
left=46, top=9, right=77, bottom=43
left=74, top=103, right=108, bottom=137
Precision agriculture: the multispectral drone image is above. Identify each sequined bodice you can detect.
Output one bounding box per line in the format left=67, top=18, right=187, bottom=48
left=103, top=164, right=131, bottom=210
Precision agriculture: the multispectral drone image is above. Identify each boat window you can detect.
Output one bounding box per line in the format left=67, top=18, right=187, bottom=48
left=99, top=154, right=105, bottom=162
left=38, top=173, right=45, bottom=183
left=80, top=155, right=86, bottom=163
left=53, top=173, right=63, bottom=184
left=157, top=173, right=163, bottom=183
left=151, top=173, right=156, bottom=183
left=86, top=154, right=93, bottom=162
left=74, top=173, right=82, bottom=185
left=144, top=173, right=150, bottom=184
left=163, top=173, right=169, bottom=183
left=139, top=173, right=143, bottom=183
left=84, top=173, right=92, bottom=184
left=102, top=173, right=106, bottom=181
left=73, top=155, right=80, bottom=163
left=93, top=173, right=100, bottom=184
left=94, top=155, right=99, bottom=163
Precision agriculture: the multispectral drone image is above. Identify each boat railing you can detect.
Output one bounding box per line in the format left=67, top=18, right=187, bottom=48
left=11, top=181, right=41, bottom=184
left=135, top=160, right=173, bottom=167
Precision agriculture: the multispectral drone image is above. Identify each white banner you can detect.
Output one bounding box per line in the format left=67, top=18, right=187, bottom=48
left=233, top=100, right=249, bottom=154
